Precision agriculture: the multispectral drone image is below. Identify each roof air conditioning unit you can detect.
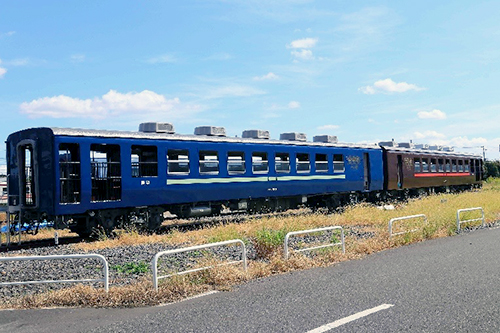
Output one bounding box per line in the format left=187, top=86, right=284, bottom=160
left=139, top=122, right=175, bottom=134
left=242, top=129, right=270, bottom=139
left=280, top=132, right=307, bottom=142
left=194, top=126, right=226, bottom=137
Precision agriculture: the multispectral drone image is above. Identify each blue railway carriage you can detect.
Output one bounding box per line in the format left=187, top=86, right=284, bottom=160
left=6, top=125, right=384, bottom=236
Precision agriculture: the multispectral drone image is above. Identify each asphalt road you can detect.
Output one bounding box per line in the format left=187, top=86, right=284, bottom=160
left=2, top=227, right=500, bottom=332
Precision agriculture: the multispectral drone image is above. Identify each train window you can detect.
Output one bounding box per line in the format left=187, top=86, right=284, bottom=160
left=445, top=159, right=451, bottom=172
left=167, top=149, right=190, bottom=174
left=414, top=158, right=421, bottom=172
left=90, top=144, right=121, bottom=202
left=199, top=151, right=219, bottom=174
left=275, top=153, right=290, bottom=173
left=131, top=145, right=158, bottom=177
left=296, top=153, right=310, bottom=173
left=452, top=160, right=457, bottom=172
left=422, top=158, right=429, bottom=172
left=315, top=154, right=328, bottom=173
left=430, top=159, right=437, bottom=172
left=228, top=151, right=245, bottom=174
left=458, top=160, right=464, bottom=172
left=438, top=159, right=444, bottom=172
left=333, top=154, right=345, bottom=173
left=59, top=143, right=81, bottom=204
left=465, top=160, right=470, bottom=172
left=252, top=152, right=269, bottom=173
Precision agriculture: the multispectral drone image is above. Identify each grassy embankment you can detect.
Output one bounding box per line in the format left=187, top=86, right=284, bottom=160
left=2, top=178, right=500, bottom=308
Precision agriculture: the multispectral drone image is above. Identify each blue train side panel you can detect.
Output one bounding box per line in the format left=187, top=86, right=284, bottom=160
left=52, top=134, right=383, bottom=216
left=6, top=127, right=382, bottom=217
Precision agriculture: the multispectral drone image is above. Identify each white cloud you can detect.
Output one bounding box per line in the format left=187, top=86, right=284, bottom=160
left=413, top=130, right=446, bottom=140
left=205, top=53, right=233, bottom=61
left=253, top=72, right=279, bottom=81
left=70, top=54, right=86, bottom=63
left=6, top=58, right=31, bottom=66
left=202, top=85, right=266, bottom=99
left=1, top=31, right=15, bottom=37
left=360, top=78, right=425, bottom=94
left=0, top=59, right=5, bottom=78
left=317, top=124, right=340, bottom=131
left=287, top=37, right=318, bottom=49
left=19, top=90, right=202, bottom=120
left=417, top=109, right=447, bottom=120
left=266, top=100, right=300, bottom=110
left=291, top=49, right=314, bottom=60
left=147, top=54, right=177, bottom=64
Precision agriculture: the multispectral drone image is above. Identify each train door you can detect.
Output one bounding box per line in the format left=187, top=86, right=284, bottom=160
left=475, top=159, right=482, bottom=181
left=363, top=153, right=371, bottom=191
left=17, top=141, right=37, bottom=207
left=397, top=155, right=403, bottom=189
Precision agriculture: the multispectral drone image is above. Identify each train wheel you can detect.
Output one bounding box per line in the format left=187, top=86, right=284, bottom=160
left=147, top=208, right=164, bottom=231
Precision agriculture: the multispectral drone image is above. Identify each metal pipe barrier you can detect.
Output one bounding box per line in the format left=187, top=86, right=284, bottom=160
left=152, top=239, right=247, bottom=291
left=284, top=226, right=345, bottom=260
left=389, top=214, right=427, bottom=237
left=0, top=254, right=109, bottom=292
left=456, top=207, right=485, bottom=232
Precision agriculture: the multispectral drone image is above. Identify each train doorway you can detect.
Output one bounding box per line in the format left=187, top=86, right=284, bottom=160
left=397, top=155, right=403, bottom=189
left=363, top=153, right=371, bottom=191
left=17, top=142, right=36, bottom=207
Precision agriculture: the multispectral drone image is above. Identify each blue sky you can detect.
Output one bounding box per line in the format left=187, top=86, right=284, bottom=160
left=1, top=0, right=500, bottom=171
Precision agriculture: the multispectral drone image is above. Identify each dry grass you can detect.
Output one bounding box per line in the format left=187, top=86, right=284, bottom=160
left=2, top=180, right=500, bottom=309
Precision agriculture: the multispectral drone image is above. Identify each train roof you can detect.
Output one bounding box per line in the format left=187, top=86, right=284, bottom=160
left=8, top=127, right=482, bottom=158
left=26, top=127, right=384, bottom=150
left=381, top=145, right=481, bottom=158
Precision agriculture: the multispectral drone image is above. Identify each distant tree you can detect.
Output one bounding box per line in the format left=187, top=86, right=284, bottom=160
left=484, top=160, right=500, bottom=179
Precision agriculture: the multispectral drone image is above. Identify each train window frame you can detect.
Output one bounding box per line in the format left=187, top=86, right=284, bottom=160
left=452, top=159, right=457, bottom=172
left=199, top=150, right=219, bottom=175
left=430, top=158, right=437, bottom=172
left=445, top=159, right=451, bottom=172
left=252, top=152, right=269, bottom=174
left=90, top=144, right=122, bottom=202
left=422, top=158, right=429, bottom=172
left=438, top=159, right=444, bottom=172
left=131, top=145, right=158, bottom=178
left=167, top=149, right=190, bottom=175
left=465, top=160, right=470, bottom=172
left=414, top=158, right=421, bottom=173
left=59, top=143, right=81, bottom=204
left=227, top=151, right=246, bottom=175
left=296, top=153, right=310, bottom=173
left=275, top=152, right=290, bottom=173
left=315, top=153, right=328, bottom=173
left=458, top=160, right=464, bottom=172
left=333, top=154, right=345, bottom=173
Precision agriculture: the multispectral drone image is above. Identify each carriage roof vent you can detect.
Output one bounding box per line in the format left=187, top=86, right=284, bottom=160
left=442, top=146, right=454, bottom=152
left=194, top=126, right=226, bottom=137
left=429, top=145, right=443, bottom=151
left=379, top=140, right=398, bottom=147
left=313, top=135, right=338, bottom=144
left=139, top=122, right=175, bottom=134
left=242, top=129, right=270, bottom=140
left=398, top=142, right=415, bottom=149
left=280, top=132, right=307, bottom=142
left=415, top=144, right=430, bottom=150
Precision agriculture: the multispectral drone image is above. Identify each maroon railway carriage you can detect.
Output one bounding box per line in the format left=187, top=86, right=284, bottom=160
left=381, top=146, right=483, bottom=193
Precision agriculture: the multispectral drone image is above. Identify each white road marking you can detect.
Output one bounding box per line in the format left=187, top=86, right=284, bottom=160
left=306, top=303, right=394, bottom=333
